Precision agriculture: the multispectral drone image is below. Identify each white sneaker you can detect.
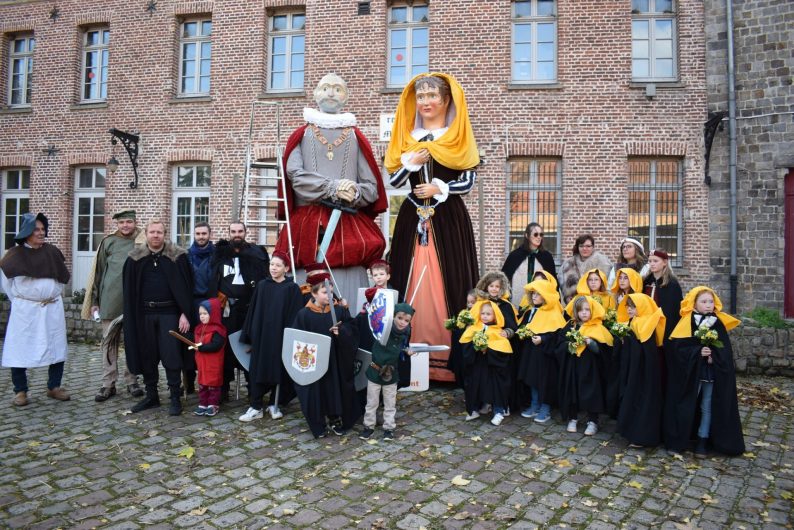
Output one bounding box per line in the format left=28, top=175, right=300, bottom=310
left=478, top=404, right=492, bottom=415
left=267, top=405, right=284, bottom=420
left=567, top=419, right=578, bottom=433
left=584, top=421, right=598, bottom=436
left=491, top=413, right=505, bottom=426
left=465, top=411, right=480, bottom=421
left=503, top=407, right=511, bottom=417
left=238, top=407, right=263, bottom=422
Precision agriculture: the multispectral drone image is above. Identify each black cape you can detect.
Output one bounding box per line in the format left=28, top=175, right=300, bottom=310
left=643, top=277, right=683, bottom=346
left=501, top=246, right=557, bottom=291
left=516, top=309, right=560, bottom=407
left=616, top=331, right=662, bottom=446
left=462, top=345, right=511, bottom=414
left=208, top=240, right=269, bottom=302
left=240, top=277, right=304, bottom=386
left=291, top=305, right=360, bottom=437
left=122, top=243, right=195, bottom=375
left=447, top=327, right=466, bottom=389
left=663, top=317, right=745, bottom=455
left=556, top=322, right=607, bottom=419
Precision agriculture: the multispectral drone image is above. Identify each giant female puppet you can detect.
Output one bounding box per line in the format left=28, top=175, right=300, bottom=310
left=385, top=73, right=480, bottom=382
left=276, top=74, right=387, bottom=304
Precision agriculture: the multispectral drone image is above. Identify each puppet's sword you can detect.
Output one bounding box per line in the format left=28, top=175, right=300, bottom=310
left=316, top=199, right=357, bottom=263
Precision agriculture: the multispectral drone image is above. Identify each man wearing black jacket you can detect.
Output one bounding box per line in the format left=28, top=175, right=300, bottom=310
left=209, top=222, right=269, bottom=398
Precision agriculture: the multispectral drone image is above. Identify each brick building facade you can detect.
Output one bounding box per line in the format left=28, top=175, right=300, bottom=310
left=0, top=0, right=712, bottom=297
left=705, top=0, right=794, bottom=316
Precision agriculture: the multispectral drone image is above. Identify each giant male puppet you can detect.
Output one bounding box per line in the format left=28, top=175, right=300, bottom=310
left=275, top=73, right=387, bottom=304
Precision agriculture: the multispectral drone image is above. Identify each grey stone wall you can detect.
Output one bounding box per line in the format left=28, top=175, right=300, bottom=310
left=732, top=320, right=794, bottom=376
left=705, top=0, right=794, bottom=313
left=0, top=300, right=103, bottom=343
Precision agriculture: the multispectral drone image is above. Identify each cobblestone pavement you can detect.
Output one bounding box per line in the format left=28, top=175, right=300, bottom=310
left=1, top=341, right=793, bottom=530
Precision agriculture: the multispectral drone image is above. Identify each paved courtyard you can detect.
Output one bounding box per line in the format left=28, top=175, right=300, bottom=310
left=1, top=341, right=792, bottom=529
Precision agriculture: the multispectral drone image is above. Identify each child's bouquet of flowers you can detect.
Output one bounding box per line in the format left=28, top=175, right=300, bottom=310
left=602, top=308, right=617, bottom=329
left=516, top=324, right=536, bottom=340
left=694, top=324, right=723, bottom=348
left=472, top=329, right=489, bottom=352
left=444, top=309, right=475, bottom=330
left=565, top=327, right=586, bottom=356
left=443, top=317, right=457, bottom=330
left=609, top=321, right=631, bottom=340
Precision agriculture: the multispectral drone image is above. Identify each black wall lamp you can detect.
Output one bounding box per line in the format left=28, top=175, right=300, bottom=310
left=108, top=128, right=140, bottom=189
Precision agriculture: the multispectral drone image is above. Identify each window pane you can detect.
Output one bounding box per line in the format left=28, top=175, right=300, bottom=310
left=391, top=48, right=406, bottom=65
left=391, top=7, right=407, bottom=23
left=5, top=199, right=17, bottom=216
left=513, top=62, right=531, bottom=81
left=389, top=66, right=406, bottom=86
left=273, top=15, right=287, bottom=30
left=656, top=58, right=674, bottom=78
left=290, top=70, right=303, bottom=89
left=292, top=35, right=304, bottom=53
left=201, top=41, right=211, bottom=59
left=6, top=171, right=19, bottom=189
left=514, top=43, right=531, bottom=62
left=655, top=38, right=673, bottom=59
left=96, top=168, right=106, bottom=188
left=412, top=47, right=428, bottom=70
left=537, top=23, right=555, bottom=43
left=21, top=170, right=30, bottom=189
left=656, top=0, right=673, bottom=13
left=177, top=197, right=191, bottom=216
left=655, top=19, right=673, bottom=39
left=514, top=23, right=531, bottom=43
left=13, top=39, right=25, bottom=53
left=196, top=166, right=211, bottom=187
left=271, top=72, right=285, bottom=89
left=77, top=234, right=90, bottom=252
left=271, top=53, right=286, bottom=73
left=183, top=22, right=197, bottom=37
left=86, top=31, right=98, bottom=46
left=537, top=161, right=559, bottom=185
left=632, top=59, right=649, bottom=78
left=628, top=160, right=651, bottom=185
left=514, top=1, right=531, bottom=18
left=537, top=0, right=555, bottom=16
left=199, top=76, right=210, bottom=93
left=537, top=42, right=554, bottom=62
left=632, top=41, right=649, bottom=59
left=184, top=42, right=196, bottom=60
left=413, top=5, right=428, bottom=22
left=632, top=0, right=649, bottom=12
left=79, top=197, right=92, bottom=215
left=390, top=28, right=406, bottom=49
left=103, top=30, right=110, bottom=44
left=292, top=14, right=305, bottom=30
left=412, top=27, right=428, bottom=47
left=200, top=57, right=211, bottom=76
left=195, top=197, right=210, bottom=221
left=537, top=62, right=555, bottom=80
left=272, top=36, right=286, bottom=55
left=79, top=168, right=93, bottom=188
left=509, top=160, right=530, bottom=185
left=177, top=167, right=194, bottom=187
left=292, top=52, right=304, bottom=72
left=201, top=21, right=212, bottom=35
left=632, top=20, right=649, bottom=40
left=29, top=38, right=35, bottom=51
left=656, top=160, right=679, bottom=184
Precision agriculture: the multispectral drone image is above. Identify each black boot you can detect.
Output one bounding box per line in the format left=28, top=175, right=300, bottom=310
left=168, top=385, right=183, bottom=416
left=131, top=384, right=160, bottom=413
left=694, top=437, right=708, bottom=458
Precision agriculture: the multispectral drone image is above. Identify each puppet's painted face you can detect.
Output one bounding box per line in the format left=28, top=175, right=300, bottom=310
left=587, top=272, right=603, bottom=293
left=198, top=306, right=210, bottom=325
left=694, top=291, right=715, bottom=314
left=415, top=83, right=449, bottom=124
left=314, top=74, right=348, bottom=113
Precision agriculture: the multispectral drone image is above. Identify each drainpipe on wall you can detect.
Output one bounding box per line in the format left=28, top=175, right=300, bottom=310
left=726, top=0, right=738, bottom=313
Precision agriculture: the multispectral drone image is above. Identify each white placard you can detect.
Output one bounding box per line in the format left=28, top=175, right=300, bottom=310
left=380, top=114, right=396, bottom=141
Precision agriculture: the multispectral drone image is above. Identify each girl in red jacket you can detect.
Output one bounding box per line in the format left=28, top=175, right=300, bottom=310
left=189, top=298, right=227, bottom=416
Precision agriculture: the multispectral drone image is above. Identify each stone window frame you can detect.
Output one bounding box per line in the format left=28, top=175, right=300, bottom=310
left=7, top=34, right=35, bottom=107
left=505, top=157, right=563, bottom=262
left=80, top=27, right=110, bottom=103
left=386, top=2, right=429, bottom=89
left=171, top=163, right=211, bottom=248
left=266, top=11, right=305, bottom=93
left=631, top=0, right=678, bottom=82
left=1, top=167, right=30, bottom=254
left=73, top=166, right=106, bottom=254
left=627, top=157, right=684, bottom=266
left=178, top=17, right=212, bottom=97
left=510, top=0, right=557, bottom=84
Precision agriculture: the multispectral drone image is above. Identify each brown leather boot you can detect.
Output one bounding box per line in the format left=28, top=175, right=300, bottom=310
left=13, top=391, right=28, bottom=406
left=46, top=387, right=71, bottom=401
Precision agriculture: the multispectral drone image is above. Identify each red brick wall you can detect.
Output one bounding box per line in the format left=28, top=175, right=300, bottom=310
left=0, top=0, right=709, bottom=291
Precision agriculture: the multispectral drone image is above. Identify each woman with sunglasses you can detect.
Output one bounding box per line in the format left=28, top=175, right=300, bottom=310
left=502, top=223, right=557, bottom=307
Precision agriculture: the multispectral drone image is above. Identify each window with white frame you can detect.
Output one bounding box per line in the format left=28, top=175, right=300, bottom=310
left=631, top=0, right=677, bottom=81
left=1, top=168, right=30, bottom=253
left=74, top=167, right=106, bottom=253
left=179, top=19, right=212, bottom=96
left=628, top=158, right=683, bottom=265
left=82, top=28, right=109, bottom=102
left=268, top=12, right=305, bottom=92
left=511, top=0, right=556, bottom=83
left=506, top=158, right=562, bottom=261
left=387, top=3, right=428, bottom=88
left=172, top=164, right=210, bottom=248
left=8, top=35, right=35, bottom=106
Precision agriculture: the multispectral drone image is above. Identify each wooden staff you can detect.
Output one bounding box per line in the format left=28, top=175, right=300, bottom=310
left=169, top=330, right=201, bottom=349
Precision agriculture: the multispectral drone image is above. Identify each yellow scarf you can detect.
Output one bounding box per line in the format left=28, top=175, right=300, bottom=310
left=613, top=268, right=644, bottom=322
left=519, top=270, right=559, bottom=309
left=460, top=300, right=512, bottom=353
left=564, top=269, right=616, bottom=314
left=626, top=293, right=666, bottom=346
left=521, top=280, right=566, bottom=334
left=384, top=72, right=480, bottom=173
left=565, top=295, right=614, bottom=354
left=669, top=286, right=740, bottom=339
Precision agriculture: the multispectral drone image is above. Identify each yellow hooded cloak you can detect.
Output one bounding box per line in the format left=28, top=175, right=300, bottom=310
left=669, top=286, right=740, bottom=339
left=460, top=299, right=512, bottom=353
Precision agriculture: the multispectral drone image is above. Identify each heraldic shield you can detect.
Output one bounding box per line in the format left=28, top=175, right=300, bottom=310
left=368, top=288, right=396, bottom=346
left=281, top=328, right=331, bottom=386
left=354, top=348, right=373, bottom=391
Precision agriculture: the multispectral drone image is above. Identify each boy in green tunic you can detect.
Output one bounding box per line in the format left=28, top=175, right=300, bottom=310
left=359, top=303, right=414, bottom=441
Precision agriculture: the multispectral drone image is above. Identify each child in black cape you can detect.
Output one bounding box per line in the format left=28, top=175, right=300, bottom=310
left=291, top=272, right=360, bottom=438
left=460, top=299, right=514, bottom=426
left=446, top=289, right=477, bottom=389
left=665, top=286, right=745, bottom=457
left=617, top=293, right=666, bottom=447
left=238, top=250, right=304, bottom=422
left=516, top=279, right=567, bottom=424
left=557, top=295, right=614, bottom=435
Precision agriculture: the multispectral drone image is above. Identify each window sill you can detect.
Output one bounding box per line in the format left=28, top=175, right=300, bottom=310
left=257, top=90, right=306, bottom=99
left=70, top=102, right=108, bottom=111
left=629, top=81, right=686, bottom=89
left=507, top=82, right=563, bottom=91
left=379, top=87, right=404, bottom=95
left=0, top=106, right=33, bottom=114
left=169, top=96, right=213, bottom=104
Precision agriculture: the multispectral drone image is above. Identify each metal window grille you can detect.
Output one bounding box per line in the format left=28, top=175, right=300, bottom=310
left=505, top=158, right=562, bottom=261
left=628, top=158, right=683, bottom=266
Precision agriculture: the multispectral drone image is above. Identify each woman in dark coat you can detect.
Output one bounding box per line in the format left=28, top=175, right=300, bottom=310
left=643, top=249, right=683, bottom=391
left=502, top=222, right=557, bottom=308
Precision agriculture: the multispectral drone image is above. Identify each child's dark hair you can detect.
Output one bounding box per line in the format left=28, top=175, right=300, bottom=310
left=310, top=282, right=325, bottom=294
left=572, top=296, right=590, bottom=324
left=626, top=296, right=636, bottom=308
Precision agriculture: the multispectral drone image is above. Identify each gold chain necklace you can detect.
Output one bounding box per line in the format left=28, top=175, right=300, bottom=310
left=310, top=125, right=351, bottom=161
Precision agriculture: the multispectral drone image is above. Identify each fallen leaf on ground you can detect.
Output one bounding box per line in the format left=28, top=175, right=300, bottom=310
left=189, top=507, right=207, bottom=516
left=569, top=446, right=577, bottom=453
left=340, top=479, right=350, bottom=485
left=138, top=463, right=151, bottom=470
left=529, top=443, right=543, bottom=453
left=752, top=441, right=770, bottom=447
left=471, top=436, right=482, bottom=442
left=629, top=464, right=646, bottom=472
left=628, top=481, right=643, bottom=490
left=701, top=493, right=718, bottom=505
left=282, top=508, right=295, bottom=515
left=178, top=446, right=195, bottom=459
left=743, top=452, right=757, bottom=459
left=582, top=499, right=597, bottom=507
left=453, top=511, right=472, bottom=520
left=556, top=459, right=572, bottom=468
left=451, top=475, right=471, bottom=486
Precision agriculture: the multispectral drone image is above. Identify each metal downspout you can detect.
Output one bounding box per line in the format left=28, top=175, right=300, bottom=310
left=726, top=0, right=738, bottom=313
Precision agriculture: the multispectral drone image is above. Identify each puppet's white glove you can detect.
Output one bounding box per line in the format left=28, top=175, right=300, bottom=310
left=336, top=179, right=358, bottom=202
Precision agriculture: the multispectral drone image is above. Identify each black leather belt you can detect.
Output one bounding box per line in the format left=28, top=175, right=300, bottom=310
left=143, top=300, right=176, bottom=308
